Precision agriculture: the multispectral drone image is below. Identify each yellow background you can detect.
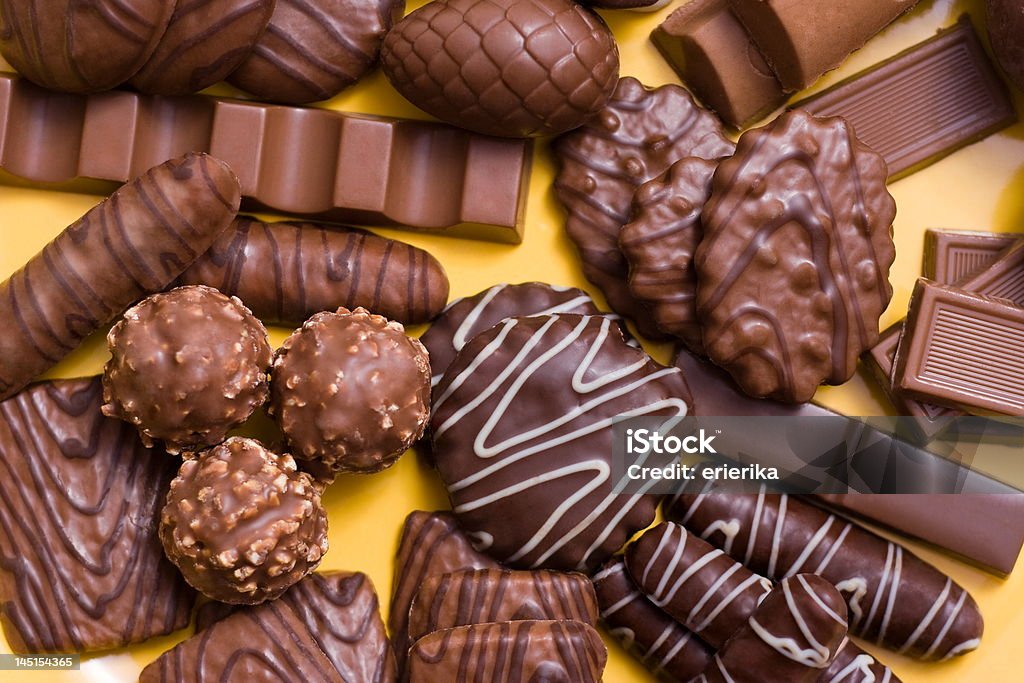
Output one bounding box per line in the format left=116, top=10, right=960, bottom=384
left=1, top=0, right=1023, bottom=679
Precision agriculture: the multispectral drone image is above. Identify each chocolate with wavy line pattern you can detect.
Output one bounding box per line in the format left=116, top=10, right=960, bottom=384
left=407, top=619, right=607, bottom=683
left=552, top=77, right=734, bottom=338
left=230, top=0, right=403, bottom=104
left=0, top=377, right=194, bottom=653
left=668, top=487, right=984, bottom=661
left=177, top=217, right=450, bottom=327
left=130, top=0, right=276, bottom=96
left=431, top=314, right=691, bottom=572
left=0, top=153, right=239, bottom=401
left=695, top=109, right=896, bottom=403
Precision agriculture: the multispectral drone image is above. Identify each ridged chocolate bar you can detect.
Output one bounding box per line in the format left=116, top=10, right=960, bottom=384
left=798, top=19, right=1017, bottom=180
left=923, top=229, right=1021, bottom=284
left=957, top=240, right=1024, bottom=306
left=0, top=73, right=531, bottom=243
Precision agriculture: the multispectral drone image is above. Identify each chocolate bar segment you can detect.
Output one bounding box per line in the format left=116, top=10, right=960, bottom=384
left=798, top=19, right=1017, bottom=180
left=957, top=240, right=1024, bottom=306
left=893, top=279, right=1024, bottom=415
left=0, top=378, right=194, bottom=653
left=923, top=229, right=1021, bottom=284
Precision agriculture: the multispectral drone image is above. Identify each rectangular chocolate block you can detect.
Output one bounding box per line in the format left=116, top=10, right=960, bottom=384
left=0, top=73, right=531, bottom=243
left=956, top=240, right=1024, bottom=306
left=923, top=229, right=1021, bottom=284
left=894, top=279, right=1024, bottom=416
left=797, top=19, right=1017, bottom=180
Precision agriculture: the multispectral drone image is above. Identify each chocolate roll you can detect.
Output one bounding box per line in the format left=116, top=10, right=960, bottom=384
left=694, top=574, right=848, bottom=683
left=669, top=490, right=984, bottom=660
left=178, top=217, right=450, bottom=328
left=0, top=153, right=241, bottom=402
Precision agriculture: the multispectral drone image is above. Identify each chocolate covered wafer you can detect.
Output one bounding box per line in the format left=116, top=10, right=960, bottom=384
left=0, top=378, right=194, bottom=653
left=0, top=153, right=240, bottom=402
left=923, top=229, right=1021, bottom=284
left=178, top=217, right=450, bottom=328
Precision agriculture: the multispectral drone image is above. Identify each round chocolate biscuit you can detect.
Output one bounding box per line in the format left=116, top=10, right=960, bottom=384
left=620, top=157, right=718, bottom=352
left=0, top=0, right=176, bottom=92
left=381, top=0, right=619, bottom=138
left=431, top=314, right=691, bottom=572
left=988, top=0, right=1024, bottom=92
left=130, top=0, right=276, bottom=95
left=229, top=0, right=402, bottom=104
left=696, top=110, right=896, bottom=403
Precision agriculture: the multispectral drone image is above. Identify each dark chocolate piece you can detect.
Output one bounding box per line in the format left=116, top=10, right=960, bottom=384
left=389, top=511, right=500, bottom=672
left=230, top=0, right=402, bottom=104
left=102, top=285, right=272, bottom=453
left=177, top=217, right=450, bottom=328
left=0, top=153, right=241, bottom=402
left=922, top=229, right=1020, bottom=284
left=129, top=0, right=275, bottom=95
left=270, top=307, right=430, bottom=474
left=620, top=157, right=717, bottom=351
left=730, top=0, right=920, bottom=91
left=141, top=571, right=396, bottom=682
left=407, top=620, right=607, bottom=683
left=0, top=378, right=194, bottom=653
left=893, top=279, right=1024, bottom=416
left=432, top=314, right=691, bottom=571
left=382, top=0, right=619, bottom=138
left=592, top=559, right=714, bottom=682
left=797, top=19, right=1017, bottom=180
left=651, top=0, right=786, bottom=128
left=553, top=77, right=734, bottom=337
left=407, top=568, right=598, bottom=643
left=987, top=0, right=1024, bottom=92
left=957, top=240, right=1024, bottom=306
left=697, top=109, right=896, bottom=403
left=669, top=489, right=984, bottom=660
left=0, top=0, right=175, bottom=92
left=0, top=74, right=531, bottom=243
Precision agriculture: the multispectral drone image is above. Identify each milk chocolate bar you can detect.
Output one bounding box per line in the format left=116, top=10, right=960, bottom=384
left=0, top=73, right=532, bottom=243
left=957, top=240, right=1024, bottom=306
left=798, top=19, right=1017, bottom=180
left=893, top=279, right=1024, bottom=416
left=923, top=229, right=1021, bottom=285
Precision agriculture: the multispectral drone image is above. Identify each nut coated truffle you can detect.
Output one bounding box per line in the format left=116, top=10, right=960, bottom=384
left=269, top=307, right=431, bottom=474
left=102, top=285, right=272, bottom=453
left=159, top=437, right=329, bottom=604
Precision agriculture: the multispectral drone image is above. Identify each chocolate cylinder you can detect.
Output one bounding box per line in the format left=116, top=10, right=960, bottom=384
left=0, top=153, right=240, bottom=402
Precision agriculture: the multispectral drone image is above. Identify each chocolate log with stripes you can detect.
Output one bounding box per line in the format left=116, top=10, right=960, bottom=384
left=0, top=152, right=240, bottom=402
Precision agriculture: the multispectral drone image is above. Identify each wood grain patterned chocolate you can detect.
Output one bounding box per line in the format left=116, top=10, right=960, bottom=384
left=0, top=378, right=194, bottom=653
left=696, top=110, right=896, bottom=403
left=432, top=314, right=691, bottom=572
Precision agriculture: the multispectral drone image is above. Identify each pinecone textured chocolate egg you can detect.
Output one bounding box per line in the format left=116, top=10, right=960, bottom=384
left=381, top=0, right=620, bottom=138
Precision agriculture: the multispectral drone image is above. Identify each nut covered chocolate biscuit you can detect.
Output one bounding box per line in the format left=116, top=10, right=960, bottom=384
left=382, top=0, right=619, bottom=138
left=102, top=286, right=272, bottom=453
left=432, top=314, right=691, bottom=571
left=160, top=437, right=328, bottom=604
left=229, top=0, right=402, bottom=104
left=0, top=378, right=195, bottom=653
left=696, top=110, right=896, bottom=403
left=620, top=157, right=717, bottom=351
left=407, top=620, right=607, bottom=683
left=270, top=307, right=431, bottom=474
left=553, top=77, right=734, bottom=338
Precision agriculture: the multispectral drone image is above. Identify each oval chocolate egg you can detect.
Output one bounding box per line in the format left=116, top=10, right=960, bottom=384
left=381, top=0, right=620, bottom=138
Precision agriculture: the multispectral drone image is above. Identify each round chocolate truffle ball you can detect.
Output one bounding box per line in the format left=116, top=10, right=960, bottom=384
left=160, top=437, right=329, bottom=604
left=269, top=307, right=431, bottom=474
left=102, top=285, right=272, bottom=453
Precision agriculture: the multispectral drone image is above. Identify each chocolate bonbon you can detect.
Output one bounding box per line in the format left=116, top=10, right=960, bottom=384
left=102, top=286, right=272, bottom=453
left=670, top=488, right=984, bottom=660
left=553, top=77, right=733, bottom=337
left=229, top=0, right=402, bottom=104
left=0, top=152, right=240, bottom=402
left=178, top=217, right=450, bottom=328
left=407, top=619, right=607, bottom=683
left=798, top=19, right=1017, bottom=180
left=696, top=109, right=896, bottom=403
left=923, top=229, right=1020, bottom=284
left=159, top=437, right=329, bottom=604
left=988, top=0, right=1024, bottom=92
left=141, top=571, right=396, bottom=682
left=0, top=74, right=531, bottom=242
left=432, top=314, right=691, bottom=571
left=382, top=0, right=619, bottom=138
left=0, top=378, right=194, bottom=653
